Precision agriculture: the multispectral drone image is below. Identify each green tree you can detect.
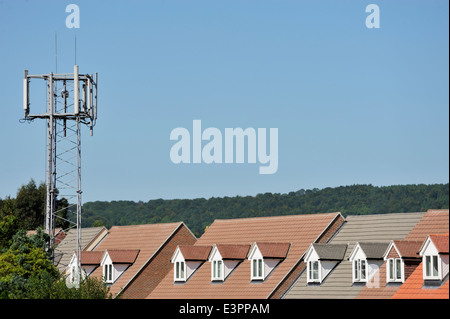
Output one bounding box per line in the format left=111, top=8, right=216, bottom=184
left=15, top=179, right=46, bottom=230
left=0, top=199, right=19, bottom=250
left=0, top=228, right=113, bottom=299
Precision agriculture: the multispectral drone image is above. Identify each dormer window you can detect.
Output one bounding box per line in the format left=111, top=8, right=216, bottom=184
left=171, top=245, right=211, bottom=283
left=308, top=261, right=319, bottom=282
left=353, top=259, right=367, bottom=282
left=304, top=243, right=347, bottom=284
left=209, top=244, right=249, bottom=282
left=424, top=255, right=439, bottom=279
left=387, top=258, right=403, bottom=282
left=248, top=242, right=290, bottom=281
left=104, top=263, right=113, bottom=283
left=383, top=240, right=422, bottom=284
left=212, top=260, right=223, bottom=280
left=100, top=249, right=140, bottom=285
left=252, top=258, right=264, bottom=280
left=349, top=242, right=389, bottom=284
left=175, top=261, right=186, bottom=281
left=419, top=234, right=449, bottom=282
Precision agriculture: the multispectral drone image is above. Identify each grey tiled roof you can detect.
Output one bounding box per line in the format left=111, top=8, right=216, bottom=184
left=53, top=226, right=108, bottom=272
left=358, top=242, right=390, bottom=259
left=312, top=243, right=347, bottom=260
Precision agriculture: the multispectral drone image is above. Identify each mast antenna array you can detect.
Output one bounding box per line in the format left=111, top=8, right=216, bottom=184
left=22, top=65, right=98, bottom=287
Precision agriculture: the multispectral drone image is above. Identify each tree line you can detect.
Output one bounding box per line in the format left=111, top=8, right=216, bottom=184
left=2, top=181, right=448, bottom=239
left=81, top=183, right=449, bottom=237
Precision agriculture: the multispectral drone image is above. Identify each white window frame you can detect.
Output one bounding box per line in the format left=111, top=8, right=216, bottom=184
left=71, top=266, right=76, bottom=284
left=307, top=260, right=320, bottom=283
left=424, top=255, right=440, bottom=280
left=353, top=259, right=367, bottom=282
left=251, top=258, right=264, bottom=280
left=104, top=263, right=113, bottom=283
left=387, top=258, right=403, bottom=283
left=212, top=259, right=224, bottom=281
left=174, top=261, right=186, bottom=282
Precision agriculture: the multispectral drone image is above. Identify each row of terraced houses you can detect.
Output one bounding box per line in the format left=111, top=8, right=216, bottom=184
left=52, top=209, right=449, bottom=299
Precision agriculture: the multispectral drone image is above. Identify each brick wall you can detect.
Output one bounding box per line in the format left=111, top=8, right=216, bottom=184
left=120, top=224, right=197, bottom=299
left=316, top=214, right=346, bottom=244
left=386, top=247, right=400, bottom=259
left=404, top=260, right=421, bottom=280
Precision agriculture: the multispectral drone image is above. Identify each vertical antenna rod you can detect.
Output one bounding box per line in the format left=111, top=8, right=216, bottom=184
left=74, top=35, right=77, bottom=65
left=55, top=32, right=58, bottom=74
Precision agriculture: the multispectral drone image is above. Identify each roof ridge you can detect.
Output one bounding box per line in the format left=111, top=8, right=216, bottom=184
left=213, top=212, right=340, bottom=223
left=429, top=233, right=449, bottom=237
left=109, top=222, right=182, bottom=229
left=346, top=212, right=426, bottom=218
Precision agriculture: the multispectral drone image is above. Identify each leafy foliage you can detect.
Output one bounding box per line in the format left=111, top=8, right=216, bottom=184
left=0, top=229, right=113, bottom=299
left=0, top=192, right=113, bottom=299
left=81, top=183, right=449, bottom=237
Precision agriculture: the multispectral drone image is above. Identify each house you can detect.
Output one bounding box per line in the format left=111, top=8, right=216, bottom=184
left=348, top=242, right=390, bottom=285
left=284, top=212, right=426, bottom=299
left=85, top=222, right=197, bottom=298
left=147, top=212, right=345, bottom=299
left=392, top=233, right=449, bottom=299
left=419, top=234, right=449, bottom=283
left=54, top=226, right=108, bottom=273
left=356, top=209, right=449, bottom=299
left=66, top=250, right=104, bottom=286
left=383, top=240, right=423, bottom=284
left=303, top=243, right=347, bottom=284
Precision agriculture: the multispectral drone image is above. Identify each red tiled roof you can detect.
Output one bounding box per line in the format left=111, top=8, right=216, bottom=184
left=79, top=251, right=104, bottom=265
left=107, top=249, right=140, bottom=264
left=405, top=209, right=449, bottom=241
left=178, top=245, right=211, bottom=261
left=216, top=244, right=250, bottom=260
left=429, top=234, right=449, bottom=254
left=148, top=212, right=343, bottom=299
left=392, top=262, right=449, bottom=299
left=256, top=242, right=290, bottom=259
left=393, top=240, right=423, bottom=259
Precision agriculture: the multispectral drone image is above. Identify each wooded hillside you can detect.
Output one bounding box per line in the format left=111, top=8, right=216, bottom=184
left=81, top=184, right=449, bottom=237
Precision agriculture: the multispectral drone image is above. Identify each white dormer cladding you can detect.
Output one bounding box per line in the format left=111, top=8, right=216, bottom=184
left=349, top=242, right=389, bottom=284
left=66, top=250, right=104, bottom=288
left=171, top=245, right=211, bottom=283
left=304, top=246, right=323, bottom=283
left=172, top=246, right=191, bottom=282
left=304, top=243, right=347, bottom=284
left=349, top=244, right=368, bottom=282
left=419, top=235, right=449, bottom=281
left=66, top=252, right=87, bottom=287
left=209, top=246, right=229, bottom=281
left=101, top=250, right=115, bottom=283
left=247, top=242, right=290, bottom=281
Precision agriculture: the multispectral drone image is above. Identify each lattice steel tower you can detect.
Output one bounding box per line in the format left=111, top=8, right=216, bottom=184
left=22, top=65, right=98, bottom=286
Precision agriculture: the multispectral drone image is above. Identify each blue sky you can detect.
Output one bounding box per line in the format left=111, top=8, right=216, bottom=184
left=0, top=0, right=448, bottom=203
